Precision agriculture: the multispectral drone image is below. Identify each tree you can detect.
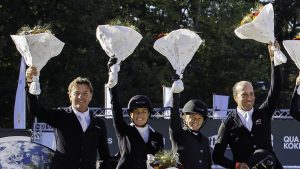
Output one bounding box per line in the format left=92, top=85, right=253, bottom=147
left=0, top=0, right=299, bottom=128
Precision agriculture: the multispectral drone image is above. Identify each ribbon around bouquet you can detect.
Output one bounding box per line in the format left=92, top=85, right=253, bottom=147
left=154, top=29, right=202, bottom=93
left=11, top=32, right=65, bottom=95
left=96, top=25, right=142, bottom=88
left=283, top=40, right=300, bottom=94
left=234, top=3, right=286, bottom=66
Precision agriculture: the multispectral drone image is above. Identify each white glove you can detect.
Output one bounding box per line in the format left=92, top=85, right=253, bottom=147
left=146, top=154, right=155, bottom=169
left=106, top=64, right=120, bottom=88
left=29, top=75, right=41, bottom=95
left=271, top=45, right=287, bottom=66
left=170, top=79, right=184, bottom=93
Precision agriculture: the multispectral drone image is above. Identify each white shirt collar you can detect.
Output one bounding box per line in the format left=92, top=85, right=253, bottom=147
left=237, top=107, right=254, bottom=117
left=237, top=107, right=253, bottom=131
left=130, top=123, right=151, bottom=142
left=72, top=106, right=90, bottom=118
left=72, top=106, right=91, bottom=132
left=135, top=124, right=149, bottom=132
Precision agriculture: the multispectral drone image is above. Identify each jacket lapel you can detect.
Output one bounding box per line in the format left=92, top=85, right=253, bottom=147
left=148, top=129, right=155, bottom=143
left=67, top=106, right=85, bottom=133
left=232, top=109, right=250, bottom=132
left=233, top=109, right=244, bottom=128
left=251, top=109, right=262, bottom=129
left=86, top=110, right=94, bottom=131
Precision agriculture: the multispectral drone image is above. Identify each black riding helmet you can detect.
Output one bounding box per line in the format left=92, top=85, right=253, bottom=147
left=181, top=99, right=208, bottom=131
left=182, top=99, right=208, bottom=119
left=127, top=95, right=153, bottom=115
left=247, top=149, right=276, bottom=169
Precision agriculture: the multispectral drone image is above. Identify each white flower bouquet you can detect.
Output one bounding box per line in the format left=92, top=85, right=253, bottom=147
left=153, top=29, right=202, bottom=93
left=11, top=24, right=65, bottom=95
left=96, top=23, right=142, bottom=88
left=283, top=34, right=300, bottom=94
left=234, top=3, right=287, bottom=66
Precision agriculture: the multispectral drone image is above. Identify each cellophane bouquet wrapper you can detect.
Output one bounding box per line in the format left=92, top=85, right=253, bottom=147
left=96, top=25, right=142, bottom=88
left=283, top=40, right=300, bottom=94
left=11, top=32, right=64, bottom=95
left=234, top=3, right=286, bottom=66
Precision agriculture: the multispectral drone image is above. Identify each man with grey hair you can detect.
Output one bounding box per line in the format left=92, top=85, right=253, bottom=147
left=212, top=43, right=283, bottom=169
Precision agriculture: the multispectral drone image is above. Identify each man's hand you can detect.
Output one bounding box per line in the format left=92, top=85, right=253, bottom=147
left=236, top=162, right=250, bottom=169
left=26, top=66, right=38, bottom=85
left=268, top=40, right=280, bottom=62
left=296, top=71, right=300, bottom=86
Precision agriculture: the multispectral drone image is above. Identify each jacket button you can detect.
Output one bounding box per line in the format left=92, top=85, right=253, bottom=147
left=199, top=160, right=202, bottom=163
left=200, top=150, right=203, bottom=153
left=253, top=145, right=257, bottom=148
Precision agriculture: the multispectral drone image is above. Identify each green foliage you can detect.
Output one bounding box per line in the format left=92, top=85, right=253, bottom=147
left=150, top=150, right=180, bottom=168
left=107, top=18, right=140, bottom=32
left=16, top=23, right=52, bottom=35
left=0, top=0, right=299, bottom=128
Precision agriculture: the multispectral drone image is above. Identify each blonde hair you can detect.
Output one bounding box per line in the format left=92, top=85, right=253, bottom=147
left=68, top=77, right=93, bottom=94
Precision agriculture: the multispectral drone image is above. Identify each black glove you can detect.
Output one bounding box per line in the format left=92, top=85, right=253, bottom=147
left=172, top=71, right=180, bottom=82
left=107, top=57, right=118, bottom=70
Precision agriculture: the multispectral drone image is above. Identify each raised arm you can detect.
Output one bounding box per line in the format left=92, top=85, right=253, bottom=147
left=259, top=42, right=282, bottom=117
left=169, top=93, right=182, bottom=136
left=26, top=66, right=64, bottom=128
left=110, top=84, right=128, bottom=136
left=107, top=56, right=128, bottom=135
left=167, top=73, right=185, bottom=156
left=169, top=74, right=184, bottom=140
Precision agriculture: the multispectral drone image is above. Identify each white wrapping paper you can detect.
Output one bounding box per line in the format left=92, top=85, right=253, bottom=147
left=154, top=29, right=202, bottom=92
left=96, top=25, right=142, bottom=88
left=96, top=25, right=142, bottom=63
left=154, top=29, right=202, bottom=77
left=283, top=40, right=300, bottom=94
left=11, top=32, right=65, bottom=95
left=234, top=3, right=286, bottom=66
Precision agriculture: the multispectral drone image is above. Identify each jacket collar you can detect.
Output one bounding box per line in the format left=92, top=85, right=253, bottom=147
left=232, top=109, right=246, bottom=129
